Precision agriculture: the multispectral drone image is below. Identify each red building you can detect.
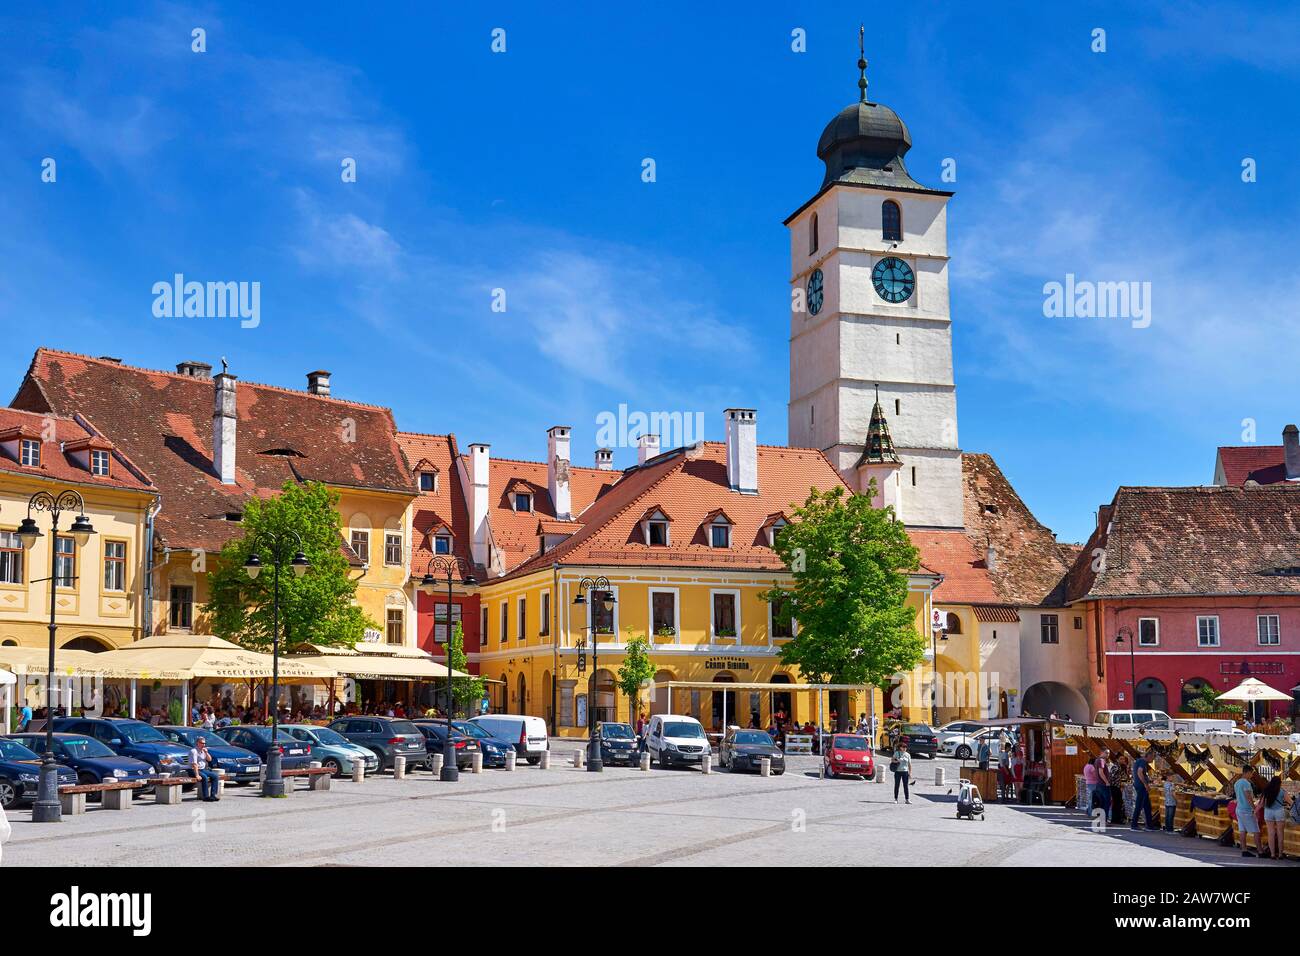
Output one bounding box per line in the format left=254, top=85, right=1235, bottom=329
left=1066, top=484, right=1300, bottom=720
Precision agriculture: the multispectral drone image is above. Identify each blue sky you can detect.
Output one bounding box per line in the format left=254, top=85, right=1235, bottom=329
left=1, top=1, right=1296, bottom=543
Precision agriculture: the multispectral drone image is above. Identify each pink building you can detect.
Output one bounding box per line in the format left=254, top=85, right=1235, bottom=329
left=1066, top=484, right=1300, bottom=719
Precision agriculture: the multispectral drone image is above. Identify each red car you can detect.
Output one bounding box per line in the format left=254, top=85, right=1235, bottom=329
left=823, top=734, right=875, bottom=780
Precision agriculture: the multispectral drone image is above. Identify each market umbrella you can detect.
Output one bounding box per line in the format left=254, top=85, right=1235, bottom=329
left=1216, top=677, right=1291, bottom=723
left=93, top=632, right=336, bottom=681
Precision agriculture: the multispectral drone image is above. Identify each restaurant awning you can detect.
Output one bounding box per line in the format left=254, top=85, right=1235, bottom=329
left=0, top=644, right=142, bottom=679
left=91, top=632, right=337, bottom=681
left=287, top=642, right=468, bottom=681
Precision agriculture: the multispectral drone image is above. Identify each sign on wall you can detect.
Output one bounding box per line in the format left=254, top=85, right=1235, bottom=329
left=704, top=657, right=750, bottom=671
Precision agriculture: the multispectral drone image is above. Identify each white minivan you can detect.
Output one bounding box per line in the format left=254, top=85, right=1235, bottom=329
left=470, top=714, right=549, bottom=764
left=1093, top=709, right=1172, bottom=728
left=645, top=714, right=710, bottom=769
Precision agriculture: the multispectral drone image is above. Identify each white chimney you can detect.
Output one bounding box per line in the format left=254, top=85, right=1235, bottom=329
left=212, top=372, right=237, bottom=484
left=724, top=408, right=758, bottom=494
left=1284, top=424, right=1300, bottom=481
left=469, top=443, right=491, bottom=568
left=307, top=370, right=331, bottom=396
left=595, top=448, right=614, bottom=470
left=547, top=426, right=572, bottom=520
left=637, top=433, right=660, bottom=466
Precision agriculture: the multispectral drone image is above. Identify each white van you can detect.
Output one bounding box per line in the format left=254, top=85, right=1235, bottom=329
left=470, top=714, right=549, bottom=764
left=645, top=714, right=710, bottom=768
left=1173, top=718, right=1241, bottom=735
left=1093, top=709, right=1172, bottom=727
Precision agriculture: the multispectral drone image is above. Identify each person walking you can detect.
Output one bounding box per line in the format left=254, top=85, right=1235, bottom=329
left=1261, top=775, right=1287, bottom=862
left=997, top=743, right=1012, bottom=801
left=1234, top=769, right=1261, bottom=858
left=892, top=742, right=912, bottom=804
left=1130, top=752, right=1156, bottom=830
left=190, top=735, right=221, bottom=803
left=977, top=736, right=992, bottom=772
left=1082, top=752, right=1099, bottom=813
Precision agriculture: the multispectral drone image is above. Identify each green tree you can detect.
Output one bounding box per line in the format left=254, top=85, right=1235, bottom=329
left=204, top=481, right=374, bottom=652
left=617, top=635, right=656, bottom=724
left=446, top=621, right=485, bottom=718
left=762, top=484, right=924, bottom=692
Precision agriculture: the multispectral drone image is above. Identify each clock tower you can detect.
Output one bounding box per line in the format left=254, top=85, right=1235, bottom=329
left=786, top=46, right=963, bottom=529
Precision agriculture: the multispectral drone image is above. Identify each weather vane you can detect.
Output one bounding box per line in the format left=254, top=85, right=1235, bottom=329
left=858, top=24, right=868, bottom=103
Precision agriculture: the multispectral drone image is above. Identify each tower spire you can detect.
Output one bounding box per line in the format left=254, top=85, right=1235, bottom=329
left=856, top=385, right=901, bottom=467
left=857, top=24, right=868, bottom=103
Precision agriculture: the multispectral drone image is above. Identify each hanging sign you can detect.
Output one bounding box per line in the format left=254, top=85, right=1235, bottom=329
left=931, top=609, right=947, bottom=633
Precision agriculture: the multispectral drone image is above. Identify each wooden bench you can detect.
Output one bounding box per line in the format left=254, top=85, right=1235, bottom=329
left=280, top=767, right=332, bottom=793
left=58, top=779, right=146, bottom=814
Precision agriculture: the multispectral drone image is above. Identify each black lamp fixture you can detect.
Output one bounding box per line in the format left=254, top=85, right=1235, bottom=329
left=242, top=529, right=310, bottom=797
left=21, top=489, right=94, bottom=823
left=573, top=575, right=616, bottom=772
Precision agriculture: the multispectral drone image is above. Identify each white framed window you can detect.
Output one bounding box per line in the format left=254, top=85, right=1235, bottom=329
left=419, top=471, right=437, bottom=492
left=1197, top=616, right=1220, bottom=647
left=768, top=590, right=796, bottom=640
left=586, top=585, right=618, bottom=637
left=0, top=531, right=23, bottom=585
left=350, top=529, right=370, bottom=564
left=19, top=438, right=40, bottom=467
left=386, top=607, right=404, bottom=645
left=648, top=587, right=679, bottom=639
left=514, top=492, right=532, bottom=512
left=710, top=589, right=740, bottom=640
left=54, top=536, right=76, bottom=588
left=1258, top=614, right=1280, bottom=646
left=766, top=519, right=787, bottom=548
left=710, top=522, right=731, bottom=549
left=384, top=532, right=402, bottom=566
left=646, top=519, right=669, bottom=546
left=1040, top=614, right=1059, bottom=645
left=90, top=449, right=111, bottom=476
left=434, top=533, right=452, bottom=555
left=103, top=540, right=126, bottom=591
left=1137, top=617, right=1159, bottom=647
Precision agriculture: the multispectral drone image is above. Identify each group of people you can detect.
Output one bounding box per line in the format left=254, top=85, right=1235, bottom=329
left=1082, top=749, right=1149, bottom=827
left=1233, top=767, right=1297, bottom=861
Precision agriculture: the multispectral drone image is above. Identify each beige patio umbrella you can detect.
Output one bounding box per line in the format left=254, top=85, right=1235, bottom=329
left=93, top=632, right=336, bottom=682
left=1216, top=677, right=1292, bottom=703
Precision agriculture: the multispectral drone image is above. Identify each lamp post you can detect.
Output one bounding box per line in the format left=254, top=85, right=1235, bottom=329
left=243, top=530, right=309, bottom=797
left=419, top=555, right=476, bottom=782
left=1115, top=625, right=1136, bottom=708
left=17, top=490, right=96, bottom=823
left=573, top=575, right=615, bottom=772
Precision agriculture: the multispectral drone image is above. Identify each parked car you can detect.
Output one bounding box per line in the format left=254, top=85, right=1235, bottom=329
left=279, top=724, right=378, bottom=776
left=0, top=737, right=80, bottom=809
left=597, top=722, right=640, bottom=766
left=51, top=717, right=192, bottom=776
left=451, top=720, right=512, bottom=768
left=644, top=714, right=710, bottom=768
left=155, top=726, right=263, bottom=784
left=892, top=723, right=939, bottom=759
left=1094, top=709, right=1172, bottom=727
left=469, top=714, right=549, bottom=765
left=822, top=733, right=875, bottom=780
left=326, top=716, right=427, bottom=772
left=720, top=728, right=785, bottom=775
left=214, top=725, right=312, bottom=770
left=935, top=720, right=988, bottom=742
left=6, top=732, right=154, bottom=790
left=940, top=728, right=1012, bottom=760
left=411, top=720, right=478, bottom=770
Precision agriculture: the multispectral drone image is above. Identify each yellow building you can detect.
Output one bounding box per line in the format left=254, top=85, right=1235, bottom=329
left=0, top=408, right=158, bottom=651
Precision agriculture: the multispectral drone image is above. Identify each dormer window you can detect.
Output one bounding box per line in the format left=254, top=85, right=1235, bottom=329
left=710, top=522, right=731, bottom=549
left=419, top=471, right=438, bottom=492
left=434, top=533, right=452, bottom=555
left=20, top=439, right=40, bottom=467
left=514, top=492, right=532, bottom=513
left=767, top=518, right=787, bottom=547
left=648, top=521, right=669, bottom=546
left=90, top=449, right=111, bottom=476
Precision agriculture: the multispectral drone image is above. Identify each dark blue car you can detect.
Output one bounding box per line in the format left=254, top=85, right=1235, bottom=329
left=0, top=737, right=78, bottom=810
left=155, top=726, right=263, bottom=784
left=452, top=720, right=512, bottom=768
left=51, top=717, right=192, bottom=777
left=5, top=732, right=154, bottom=789
left=214, top=725, right=312, bottom=770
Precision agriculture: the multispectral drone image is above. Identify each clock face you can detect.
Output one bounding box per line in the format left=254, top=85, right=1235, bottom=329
left=872, top=257, right=915, bottom=303
left=806, top=268, right=824, bottom=316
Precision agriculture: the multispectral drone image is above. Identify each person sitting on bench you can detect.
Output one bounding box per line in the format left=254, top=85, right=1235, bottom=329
left=190, top=736, right=221, bottom=802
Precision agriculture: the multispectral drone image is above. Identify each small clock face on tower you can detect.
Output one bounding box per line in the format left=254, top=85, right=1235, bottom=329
left=806, top=268, right=824, bottom=316
left=872, top=257, right=915, bottom=303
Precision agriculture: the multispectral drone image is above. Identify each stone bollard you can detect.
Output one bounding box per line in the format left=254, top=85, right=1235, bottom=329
left=640, top=751, right=651, bottom=772
left=573, top=749, right=584, bottom=768
left=504, top=750, right=516, bottom=772
left=471, top=752, right=483, bottom=774
left=394, top=755, right=406, bottom=780
left=701, top=752, right=712, bottom=775
left=760, top=757, right=771, bottom=777
left=352, top=760, right=365, bottom=783
left=934, top=766, right=946, bottom=787
left=215, top=772, right=227, bottom=799
left=539, top=750, right=550, bottom=770
left=875, top=765, right=885, bottom=784
left=429, top=753, right=444, bottom=776
left=259, top=765, right=268, bottom=787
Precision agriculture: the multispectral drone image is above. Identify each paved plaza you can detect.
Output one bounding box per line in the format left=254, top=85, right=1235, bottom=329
left=4, top=750, right=1278, bottom=868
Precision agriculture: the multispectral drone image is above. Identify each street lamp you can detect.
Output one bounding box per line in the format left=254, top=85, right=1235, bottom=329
left=573, top=575, right=615, bottom=772
left=1115, top=625, right=1136, bottom=709
left=16, top=490, right=95, bottom=823
left=243, top=530, right=309, bottom=797
left=419, top=555, right=476, bottom=781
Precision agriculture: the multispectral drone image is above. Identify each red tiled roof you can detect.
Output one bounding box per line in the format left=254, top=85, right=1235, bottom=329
left=13, top=349, right=414, bottom=552
left=396, top=432, right=479, bottom=579
left=500, top=443, right=851, bottom=579
left=1066, top=484, right=1300, bottom=600
left=910, top=529, right=1003, bottom=605
left=0, top=407, right=154, bottom=493
left=1217, top=446, right=1286, bottom=486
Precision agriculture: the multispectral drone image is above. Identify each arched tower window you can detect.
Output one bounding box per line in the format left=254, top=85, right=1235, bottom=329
left=882, top=200, right=902, bottom=241
left=809, top=212, right=819, bottom=255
